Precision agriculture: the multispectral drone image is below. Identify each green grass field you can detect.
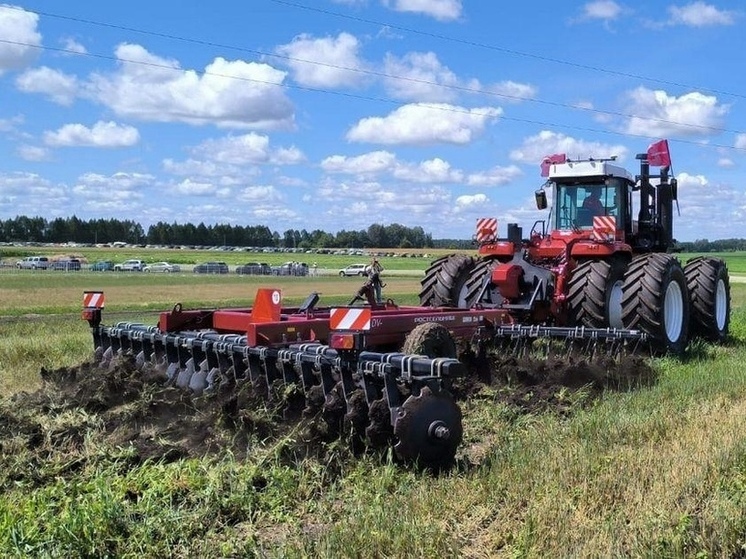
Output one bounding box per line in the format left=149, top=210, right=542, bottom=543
left=1, top=254, right=746, bottom=557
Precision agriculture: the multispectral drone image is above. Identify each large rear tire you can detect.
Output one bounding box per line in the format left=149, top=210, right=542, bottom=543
left=419, top=254, right=475, bottom=307
left=684, top=257, right=730, bottom=342
left=567, top=258, right=627, bottom=328
left=621, top=253, right=689, bottom=354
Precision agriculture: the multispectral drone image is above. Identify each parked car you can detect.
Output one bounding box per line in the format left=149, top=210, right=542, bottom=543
left=16, top=256, right=50, bottom=270
left=271, top=261, right=309, bottom=276
left=235, top=262, right=271, bottom=275
left=339, top=263, right=368, bottom=277
left=143, top=261, right=181, bottom=273
left=49, top=258, right=82, bottom=271
left=193, top=261, right=229, bottom=274
left=113, top=259, right=145, bottom=272
left=89, top=260, right=114, bottom=272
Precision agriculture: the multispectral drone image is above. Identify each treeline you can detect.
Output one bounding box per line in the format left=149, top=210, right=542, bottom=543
left=0, top=216, right=434, bottom=249
left=675, top=238, right=746, bottom=253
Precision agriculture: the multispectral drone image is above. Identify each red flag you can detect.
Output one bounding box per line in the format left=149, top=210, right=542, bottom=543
left=647, top=139, right=671, bottom=167
left=540, top=153, right=566, bottom=177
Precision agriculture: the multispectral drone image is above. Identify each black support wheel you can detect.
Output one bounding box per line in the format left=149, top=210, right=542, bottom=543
left=621, top=253, right=690, bottom=354
left=419, top=254, right=475, bottom=307
left=684, top=256, right=730, bottom=342
left=401, top=322, right=458, bottom=358
left=567, top=258, right=627, bottom=328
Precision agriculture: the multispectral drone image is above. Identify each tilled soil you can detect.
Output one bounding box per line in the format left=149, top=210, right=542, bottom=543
left=0, top=350, right=657, bottom=482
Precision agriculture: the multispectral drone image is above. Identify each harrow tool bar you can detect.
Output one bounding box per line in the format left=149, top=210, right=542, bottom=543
left=93, top=322, right=465, bottom=468
left=489, top=324, right=649, bottom=359
left=493, top=324, right=647, bottom=341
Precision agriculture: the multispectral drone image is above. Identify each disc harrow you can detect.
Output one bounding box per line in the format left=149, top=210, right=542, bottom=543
left=90, top=318, right=465, bottom=469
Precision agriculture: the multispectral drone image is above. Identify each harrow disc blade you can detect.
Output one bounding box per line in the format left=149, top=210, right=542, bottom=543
left=393, top=386, right=462, bottom=469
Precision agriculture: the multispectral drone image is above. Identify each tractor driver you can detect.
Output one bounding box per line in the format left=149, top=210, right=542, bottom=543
left=582, top=187, right=605, bottom=215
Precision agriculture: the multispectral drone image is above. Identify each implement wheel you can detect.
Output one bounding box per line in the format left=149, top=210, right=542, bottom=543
left=419, top=254, right=475, bottom=307
left=567, top=258, right=627, bottom=328
left=402, top=323, right=457, bottom=358
left=621, top=253, right=689, bottom=354
left=684, top=257, right=730, bottom=342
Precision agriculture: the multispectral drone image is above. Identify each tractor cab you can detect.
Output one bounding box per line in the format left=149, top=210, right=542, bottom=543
left=540, top=157, right=635, bottom=241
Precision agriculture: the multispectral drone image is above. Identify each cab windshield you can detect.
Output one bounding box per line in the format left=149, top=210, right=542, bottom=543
left=555, top=181, right=619, bottom=230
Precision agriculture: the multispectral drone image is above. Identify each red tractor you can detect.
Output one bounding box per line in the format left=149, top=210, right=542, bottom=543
left=420, top=141, right=730, bottom=354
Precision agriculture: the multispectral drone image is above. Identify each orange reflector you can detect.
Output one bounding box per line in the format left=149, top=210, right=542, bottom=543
left=330, top=333, right=356, bottom=350
left=81, top=309, right=97, bottom=321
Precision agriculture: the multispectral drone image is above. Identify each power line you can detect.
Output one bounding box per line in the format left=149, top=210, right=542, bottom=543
left=269, top=0, right=746, bottom=101
left=1, top=4, right=744, bottom=139
left=2, top=37, right=745, bottom=154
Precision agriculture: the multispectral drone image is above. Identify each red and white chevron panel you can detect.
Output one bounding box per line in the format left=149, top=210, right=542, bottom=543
left=592, top=216, right=617, bottom=241
left=476, top=217, right=498, bottom=242
left=83, top=291, right=105, bottom=308
left=330, top=307, right=371, bottom=331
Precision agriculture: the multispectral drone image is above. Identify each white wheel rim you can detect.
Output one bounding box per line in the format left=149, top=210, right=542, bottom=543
left=608, top=280, right=624, bottom=329
left=715, top=278, right=727, bottom=330
left=664, top=280, right=684, bottom=342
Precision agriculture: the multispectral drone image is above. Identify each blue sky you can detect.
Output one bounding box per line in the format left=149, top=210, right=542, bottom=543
left=1, top=0, right=745, bottom=241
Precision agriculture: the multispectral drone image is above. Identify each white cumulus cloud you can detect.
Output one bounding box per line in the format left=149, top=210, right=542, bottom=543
left=383, top=51, right=461, bottom=102
left=44, top=121, right=140, bottom=148
left=382, top=0, right=462, bottom=21
left=582, top=0, right=622, bottom=21
left=0, top=5, right=41, bottom=74
left=347, top=103, right=502, bottom=145
left=191, top=133, right=305, bottom=166
left=668, top=2, right=736, bottom=27
left=392, top=157, right=464, bottom=183
left=321, top=151, right=397, bottom=175
left=466, top=165, right=523, bottom=187
left=275, top=32, right=366, bottom=88
left=87, top=44, right=294, bottom=129
left=510, top=131, right=628, bottom=164
left=623, top=87, right=728, bottom=137
left=16, top=66, right=79, bottom=105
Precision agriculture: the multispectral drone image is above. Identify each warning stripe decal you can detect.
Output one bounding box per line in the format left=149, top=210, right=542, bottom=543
left=83, top=291, right=105, bottom=308
left=476, top=217, right=498, bottom=242
left=330, top=307, right=371, bottom=331
left=592, top=216, right=617, bottom=240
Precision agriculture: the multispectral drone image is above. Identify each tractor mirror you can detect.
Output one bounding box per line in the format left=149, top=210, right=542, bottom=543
left=670, top=178, right=678, bottom=201
left=535, top=189, right=548, bottom=210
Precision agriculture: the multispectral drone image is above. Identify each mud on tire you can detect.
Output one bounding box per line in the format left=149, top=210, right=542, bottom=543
left=402, top=323, right=458, bottom=359
left=419, top=254, right=475, bottom=307
left=621, top=253, right=689, bottom=354
left=684, top=256, right=730, bottom=342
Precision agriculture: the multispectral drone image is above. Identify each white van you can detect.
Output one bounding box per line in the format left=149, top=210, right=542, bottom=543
left=16, top=256, right=50, bottom=270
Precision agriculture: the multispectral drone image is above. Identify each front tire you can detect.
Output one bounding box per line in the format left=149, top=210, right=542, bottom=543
left=684, top=257, right=730, bottom=342
left=621, top=254, right=689, bottom=354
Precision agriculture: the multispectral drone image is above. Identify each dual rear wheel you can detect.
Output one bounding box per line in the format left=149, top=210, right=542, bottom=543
left=568, top=254, right=730, bottom=354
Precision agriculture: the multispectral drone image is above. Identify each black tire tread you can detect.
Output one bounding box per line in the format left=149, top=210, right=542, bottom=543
left=684, top=256, right=730, bottom=342
left=419, top=254, right=475, bottom=307
left=621, top=253, right=689, bottom=354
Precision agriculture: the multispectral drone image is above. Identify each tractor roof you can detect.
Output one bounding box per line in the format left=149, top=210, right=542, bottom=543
left=548, top=159, right=634, bottom=182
